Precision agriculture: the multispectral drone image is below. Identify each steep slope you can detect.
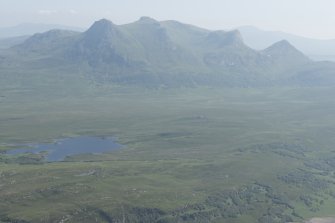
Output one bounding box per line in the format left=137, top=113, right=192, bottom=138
left=238, top=26, right=335, bottom=61
left=160, top=20, right=209, bottom=47
left=201, top=30, right=261, bottom=68
left=260, top=40, right=311, bottom=77
left=69, top=19, right=133, bottom=68
left=262, top=40, right=309, bottom=62
left=0, top=18, right=333, bottom=87
left=120, top=17, right=201, bottom=71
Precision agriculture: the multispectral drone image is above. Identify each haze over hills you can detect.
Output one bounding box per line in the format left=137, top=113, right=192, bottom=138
left=0, top=35, right=29, bottom=49
left=238, top=26, right=335, bottom=61
left=0, top=23, right=84, bottom=49
left=0, top=23, right=84, bottom=39
left=1, top=17, right=335, bottom=87
left=2, top=21, right=335, bottom=62
left=3, top=16, right=335, bottom=223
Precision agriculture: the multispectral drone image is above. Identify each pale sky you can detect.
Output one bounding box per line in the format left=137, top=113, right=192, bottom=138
left=1, top=0, right=335, bottom=39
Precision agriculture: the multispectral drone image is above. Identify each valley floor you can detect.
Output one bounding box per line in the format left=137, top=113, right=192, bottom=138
left=305, top=218, right=335, bottom=223
left=1, top=86, right=335, bottom=222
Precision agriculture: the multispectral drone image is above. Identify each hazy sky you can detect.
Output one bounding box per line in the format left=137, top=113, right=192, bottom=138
left=1, top=0, right=335, bottom=39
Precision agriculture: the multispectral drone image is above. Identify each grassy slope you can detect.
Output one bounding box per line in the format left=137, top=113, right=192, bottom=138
left=1, top=84, right=335, bottom=222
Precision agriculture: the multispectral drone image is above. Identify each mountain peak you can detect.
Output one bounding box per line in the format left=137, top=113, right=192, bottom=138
left=82, top=18, right=120, bottom=46
left=86, top=19, right=115, bottom=35
left=138, top=16, right=159, bottom=24
left=73, top=18, right=127, bottom=58
left=264, top=39, right=303, bottom=54
left=271, top=39, right=293, bottom=48
left=95, top=18, right=114, bottom=25
left=262, top=39, right=309, bottom=63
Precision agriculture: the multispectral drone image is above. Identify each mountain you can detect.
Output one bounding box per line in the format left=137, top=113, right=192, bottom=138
left=1, top=18, right=335, bottom=87
left=0, top=35, right=30, bottom=49
left=18, top=29, right=79, bottom=53
left=0, top=23, right=84, bottom=38
left=238, top=26, right=335, bottom=61
left=0, top=23, right=84, bottom=49
left=261, top=40, right=309, bottom=68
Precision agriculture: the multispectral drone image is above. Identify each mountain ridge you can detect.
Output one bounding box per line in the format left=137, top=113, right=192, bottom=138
left=0, top=23, right=84, bottom=38
left=1, top=18, right=334, bottom=87
left=238, top=25, right=335, bottom=61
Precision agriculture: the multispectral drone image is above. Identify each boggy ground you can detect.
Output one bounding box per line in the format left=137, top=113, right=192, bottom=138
left=2, top=86, right=335, bottom=222
left=306, top=218, right=335, bottom=223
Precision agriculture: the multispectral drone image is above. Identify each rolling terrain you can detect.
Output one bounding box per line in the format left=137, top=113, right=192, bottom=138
left=0, top=23, right=84, bottom=39
left=2, top=87, right=335, bottom=222
left=1, top=18, right=335, bottom=223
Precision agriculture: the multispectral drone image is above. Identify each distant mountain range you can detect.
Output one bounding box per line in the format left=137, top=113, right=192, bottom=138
left=238, top=26, right=335, bottom=61
left=0, top=23, right=84, bottom=49
left=1, top=17, right=335, bottom=88
left=0, top=23, right=84, bottom=39
left=2, top=22, right=335, bottom=62
left=2, top=22, right=335, bottom=61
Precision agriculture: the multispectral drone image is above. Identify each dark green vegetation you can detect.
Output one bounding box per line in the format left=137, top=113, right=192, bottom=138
left=2, top=85, right=335, bottom=222
left=2, top=18, right=335, bottom=222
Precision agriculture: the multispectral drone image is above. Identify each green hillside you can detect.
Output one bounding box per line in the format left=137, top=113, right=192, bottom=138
left=1, top=18, right=335, bottom=223
left=2, top=17, right=334, bottom=87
